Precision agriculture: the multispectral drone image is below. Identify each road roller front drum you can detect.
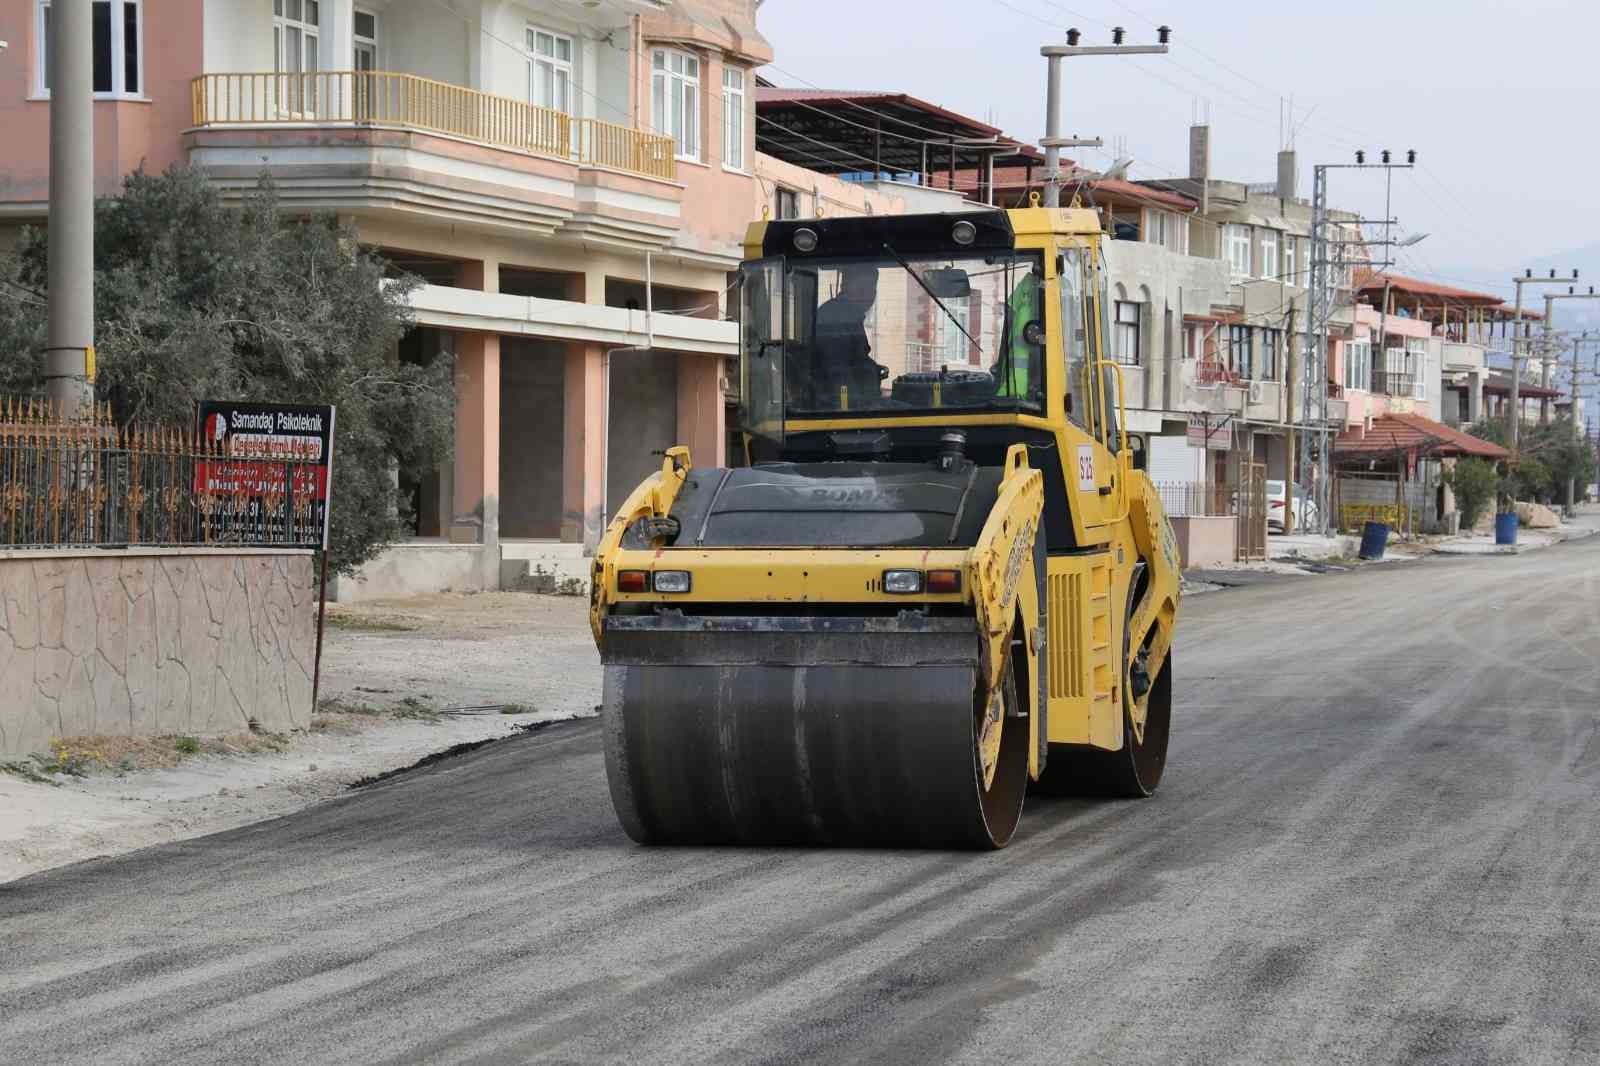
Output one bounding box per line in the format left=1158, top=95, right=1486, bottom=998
left=600, top=615, right=1029, bottom=849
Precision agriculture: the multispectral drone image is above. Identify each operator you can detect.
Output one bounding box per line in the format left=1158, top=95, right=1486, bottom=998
left=814, top=264, right=887, bottom=407
left=995, top=266, right=1043, bottom=402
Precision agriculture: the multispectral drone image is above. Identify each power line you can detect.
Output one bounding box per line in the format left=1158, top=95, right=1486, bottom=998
left=1087, top=0, right=1372, bottom=149
left=1001, top=0, right=1363, bottom=155
left=1024, top=0, right=1494, bottom=255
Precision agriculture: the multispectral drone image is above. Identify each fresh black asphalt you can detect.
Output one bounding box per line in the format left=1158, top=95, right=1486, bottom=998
left=3, top=535, right=1598, bottom=1064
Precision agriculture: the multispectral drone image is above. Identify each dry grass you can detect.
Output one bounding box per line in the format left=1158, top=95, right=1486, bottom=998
left=323, top=613, right=419, bottom=633
left=0, top=731, right=295, bottom=780
left=310, top=694, right=443, bottom=734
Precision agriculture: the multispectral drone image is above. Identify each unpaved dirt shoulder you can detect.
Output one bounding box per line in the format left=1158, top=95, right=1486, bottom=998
left=318, top=591, right=600, bottom=718
left=1, top=592, right=600, bottom=884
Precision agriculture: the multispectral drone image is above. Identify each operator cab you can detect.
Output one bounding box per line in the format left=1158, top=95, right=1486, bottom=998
left=736, top=208, right=1127, bottom=550
left=737, top=210, right=1113, bottom=449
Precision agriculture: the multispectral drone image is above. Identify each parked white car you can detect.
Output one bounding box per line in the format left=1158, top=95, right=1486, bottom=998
left=1266, top=480, right=1319, bottom=533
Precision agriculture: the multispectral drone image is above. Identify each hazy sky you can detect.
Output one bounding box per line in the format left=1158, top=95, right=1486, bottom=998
left=757, top=0, right=1600, bottom=291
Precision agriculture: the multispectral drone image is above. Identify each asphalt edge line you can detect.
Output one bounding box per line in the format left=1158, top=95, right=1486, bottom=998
left=344, top=714, right=593, bottom=792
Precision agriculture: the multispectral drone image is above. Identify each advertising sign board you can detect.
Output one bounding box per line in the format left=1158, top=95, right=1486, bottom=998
left=194, top=401, right=336, bottom=550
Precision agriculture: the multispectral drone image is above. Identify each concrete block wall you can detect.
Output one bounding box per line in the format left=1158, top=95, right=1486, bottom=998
left=0, top=549, right=316, bottom=756
left=1170, top=515, right=1235, bottom=568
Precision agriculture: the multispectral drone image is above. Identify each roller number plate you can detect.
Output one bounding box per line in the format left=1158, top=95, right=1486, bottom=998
left=1076, top=444, right=1095, bottom=491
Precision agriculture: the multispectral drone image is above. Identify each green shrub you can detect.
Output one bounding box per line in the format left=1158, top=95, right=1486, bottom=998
left=1446, top=458, right=1497, bottom=531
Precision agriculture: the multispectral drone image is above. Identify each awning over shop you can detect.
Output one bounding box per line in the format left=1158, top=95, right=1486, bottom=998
left=1334, top=412, right=1509, bottom=461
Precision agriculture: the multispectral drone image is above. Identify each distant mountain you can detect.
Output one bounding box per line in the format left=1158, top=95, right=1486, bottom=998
left=1431, top=242, right=1600, bottom=333
left=1527, top=241, right=1600, bottom=332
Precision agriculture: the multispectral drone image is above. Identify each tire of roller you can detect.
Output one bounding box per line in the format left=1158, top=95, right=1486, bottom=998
left=1031, top=584, right=1172, bottom=799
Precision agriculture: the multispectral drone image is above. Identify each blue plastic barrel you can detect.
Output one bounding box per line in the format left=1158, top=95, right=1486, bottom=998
left=1358, top=521, right=1389, bottom=560
left=1494, top=512, right=1519, bottom=545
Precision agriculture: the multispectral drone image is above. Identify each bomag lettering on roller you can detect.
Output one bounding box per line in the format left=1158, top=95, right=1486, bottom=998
left=589, top=206, right=1183, bottom=849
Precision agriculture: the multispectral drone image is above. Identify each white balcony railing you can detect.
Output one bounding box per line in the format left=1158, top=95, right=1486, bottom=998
left=191, top=72, right=676, bottom=182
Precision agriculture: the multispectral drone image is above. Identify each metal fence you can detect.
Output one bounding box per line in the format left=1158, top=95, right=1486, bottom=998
left=1153, top=480, right=1227, bottom=517
left=1, top=398, right=325, bottom=550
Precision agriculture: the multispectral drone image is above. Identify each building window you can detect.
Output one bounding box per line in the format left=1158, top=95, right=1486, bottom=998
left=37, top=0, right=143, bottom=97
left=652, top=48, right=700, bottom=161
left=274, top=0, right=320, bottom=75
left=1225, top=224, right=1251, bottom=279
left=1114, top=301, right=1142, bottom=366
left=1406, top=338, right=1428, bottom=400
left=353, top=8, right=377, bottom=70
left=527, top=28, right=573, bottom=114
left=1258, top=327, right=1281, bottom=380
left=938, top=299, right=972, bottom=366
left=1331, top=236, right=1356, bottom=291
left=1147, top=210, right=1167, bottom=247
left=1228, top=324, right=1253, bottom=378
left=774, top=186, right=799, bottom=220
left=1283, top=237, right=1297, bottom=285
left=1259, top=229, right=1279, bottom=281
left=722, top=66, right=746, bottom=170
left=1344, top=339, right=1371, bottom=392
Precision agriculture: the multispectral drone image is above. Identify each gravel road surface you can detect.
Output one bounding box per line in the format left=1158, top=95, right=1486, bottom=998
left=3, top=538, right=1598, bottom=1065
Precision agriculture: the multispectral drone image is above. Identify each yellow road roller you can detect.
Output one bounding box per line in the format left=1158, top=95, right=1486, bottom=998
left=590, top=206, right=1182, bottom=849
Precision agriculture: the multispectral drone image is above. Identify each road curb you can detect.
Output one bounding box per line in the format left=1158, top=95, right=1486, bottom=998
left=1429, top=524, right=1597, bottom=556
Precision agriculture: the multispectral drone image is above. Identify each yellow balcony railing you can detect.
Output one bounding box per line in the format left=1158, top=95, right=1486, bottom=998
left=191, top=71, right=675, bottom=182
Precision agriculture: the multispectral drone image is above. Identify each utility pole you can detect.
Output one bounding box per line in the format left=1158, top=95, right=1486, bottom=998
left=1039, top=26, right=1170, bottom=207
left=1564, top=330, right=1600, bottom=514
left=1507, top=269, right=1578, bottom=451
left=1298, top=149, right=1415, bottom=534
left=45, top=0, right=95, bottom=420
left=1538, top=286, right=1599, bottom=393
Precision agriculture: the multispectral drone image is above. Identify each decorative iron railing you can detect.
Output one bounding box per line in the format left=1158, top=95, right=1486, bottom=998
left=1372, top=370, right=1416, bottom=397
left=1, top=399, right=324, bottom=549
left=1153, top=480, right=1226, bottom=517
left=904, top=341, right=944, bottom=374
left=191, top=71, right=676, bottom=182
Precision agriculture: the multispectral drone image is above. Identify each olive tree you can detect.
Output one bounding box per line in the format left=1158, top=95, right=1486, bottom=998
left=0, top=166, right=452, bottom=573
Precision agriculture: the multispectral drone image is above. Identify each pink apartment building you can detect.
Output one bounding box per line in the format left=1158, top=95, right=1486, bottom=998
left=0, top=0, right=770, bottom=598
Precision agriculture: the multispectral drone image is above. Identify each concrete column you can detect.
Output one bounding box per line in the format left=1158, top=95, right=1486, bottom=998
left=457, top=257, right=500, bottom=294
left=321, top=0, right=354, bottom=73
left=470, top=1, right=510, bottom=92
left=676, top=353, right=726, bottom=469
left=1440, top=457, right=1457, bottom=518
left=563, top=343, right=606, bottom=549
left=580, top=35, right=600, bottom=123
left=451, top=333, right=501, bottom=562
left=467, top=17, right=485, bottom=91
left=1468, top=372, right=1484, bottom=424
left=583, top=264, right=608, bottom=305
left=1141, top=302, right=1156, bottom=410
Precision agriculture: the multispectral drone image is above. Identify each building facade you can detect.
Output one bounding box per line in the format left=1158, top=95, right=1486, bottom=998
left=0, top=0, right=772, bottom=598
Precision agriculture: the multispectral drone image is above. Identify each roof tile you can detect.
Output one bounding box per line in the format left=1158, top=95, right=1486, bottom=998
left=1334, top=412, right=1509, bottom=459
